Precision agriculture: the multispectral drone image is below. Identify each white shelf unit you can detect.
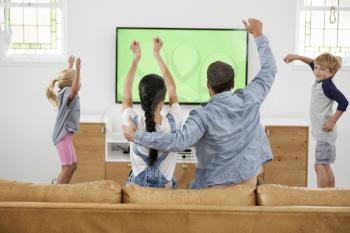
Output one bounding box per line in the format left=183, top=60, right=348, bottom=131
left=105, top=132, right=129, bottom=162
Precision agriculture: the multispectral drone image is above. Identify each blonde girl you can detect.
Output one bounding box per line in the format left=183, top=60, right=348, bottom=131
left=46, top=55, right=81, bottom=184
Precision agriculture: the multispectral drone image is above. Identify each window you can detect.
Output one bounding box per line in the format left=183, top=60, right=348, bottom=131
left=0, top=0, right=64, bottom=58
left=298, top=0, right=350, bottom=63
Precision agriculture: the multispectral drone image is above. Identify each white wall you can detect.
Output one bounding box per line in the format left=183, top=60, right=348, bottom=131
left=0, top=0, right=349, bottom=186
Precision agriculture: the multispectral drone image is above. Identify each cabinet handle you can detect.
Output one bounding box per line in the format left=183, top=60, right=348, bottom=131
left=127, top=163, right=132, bottom=167
left=266, top=129, right=270, bottom=136
left=182, top=164, right=188, bottom=168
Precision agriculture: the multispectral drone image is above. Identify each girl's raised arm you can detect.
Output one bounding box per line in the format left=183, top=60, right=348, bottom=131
left=122, top=40, right=141, bottom=110
left=153, top=37, right=178, bottom=106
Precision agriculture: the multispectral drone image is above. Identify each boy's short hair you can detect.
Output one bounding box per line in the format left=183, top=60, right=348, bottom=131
left=207, top=61, right=235, bottom=93
left=314, top=53, right=342, bottom=74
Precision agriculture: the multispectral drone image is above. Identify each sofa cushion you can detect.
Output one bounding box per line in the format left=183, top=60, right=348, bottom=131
left=257, top=184, right=350, bottom=206
left=0, top=179, right=121, bottom=203
left=123, top=184, right=256, bottom=206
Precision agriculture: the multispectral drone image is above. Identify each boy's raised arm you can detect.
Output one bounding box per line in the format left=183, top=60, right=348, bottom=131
left=122, top=40, right=141, bottom=110
left=284, top=54, right=313, bottom=65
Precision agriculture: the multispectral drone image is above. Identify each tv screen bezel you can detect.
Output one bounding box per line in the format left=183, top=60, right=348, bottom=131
left=115, top=27, right=248, bottom=105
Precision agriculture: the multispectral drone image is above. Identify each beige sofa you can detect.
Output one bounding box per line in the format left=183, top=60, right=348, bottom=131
left=0, top=179, right=350, bottom=233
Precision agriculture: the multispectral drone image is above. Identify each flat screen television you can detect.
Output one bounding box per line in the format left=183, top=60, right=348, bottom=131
left=116, top=27, right=248, bottom=104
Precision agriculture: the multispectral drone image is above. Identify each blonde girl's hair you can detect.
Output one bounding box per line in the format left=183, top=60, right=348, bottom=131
left=315, top=53, right=342, bottom=74
left=46, top=69, right=76, bottom=107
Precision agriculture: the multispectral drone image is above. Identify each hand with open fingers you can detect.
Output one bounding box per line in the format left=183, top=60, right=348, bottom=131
left=68, top=55, right=75, bottom=68
left=242, top=18, right=263, bottom=38
left=123, top=117, right=137, bottom=142
left=130, top=40, right=141, bottom=61
left=322, top=119, right=335, bottom=132
left=153, top=36, right=163, bottom=55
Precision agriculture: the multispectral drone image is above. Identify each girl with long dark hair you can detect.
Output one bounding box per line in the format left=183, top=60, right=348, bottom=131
left=122, top=37, right=182, bottom=188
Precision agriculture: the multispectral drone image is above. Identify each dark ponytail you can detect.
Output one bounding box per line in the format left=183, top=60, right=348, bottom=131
left=139, top=74, right=167, bottom=165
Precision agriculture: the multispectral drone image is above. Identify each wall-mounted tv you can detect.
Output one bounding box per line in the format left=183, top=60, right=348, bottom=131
left=116, top=27, right=248, bottom=104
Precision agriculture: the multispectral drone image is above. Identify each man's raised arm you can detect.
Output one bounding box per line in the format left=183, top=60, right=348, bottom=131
left=243, top=19, right=277, bottom=103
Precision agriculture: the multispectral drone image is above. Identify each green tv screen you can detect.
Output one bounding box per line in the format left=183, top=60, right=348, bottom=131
left=116, top=27, right=248, bottom=104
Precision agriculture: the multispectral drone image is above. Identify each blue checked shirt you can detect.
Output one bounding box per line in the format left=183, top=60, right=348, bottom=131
left=135, top=36, right=277, bottom=188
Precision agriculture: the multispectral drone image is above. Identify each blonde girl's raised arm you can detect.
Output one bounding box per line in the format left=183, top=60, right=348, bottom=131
left=69, top=57, right=81, bottom=100
left=122, top=40, right=141, bottom=110
left=46, top=79, right=59, bottom=107
left=153, top=37, right=178, bottom=106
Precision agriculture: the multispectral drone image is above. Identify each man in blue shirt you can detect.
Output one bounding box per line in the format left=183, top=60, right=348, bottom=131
left=123, top=18, right=277, bottom=188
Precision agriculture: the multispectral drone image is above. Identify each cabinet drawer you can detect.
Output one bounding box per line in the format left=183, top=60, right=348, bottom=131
left=263, top=126, right=308, bottom=187
left=105, top=162, right=132, bottom=187
left=71, top=123, right=105, bottom=183
left=175, top=163, right=196, bottom=189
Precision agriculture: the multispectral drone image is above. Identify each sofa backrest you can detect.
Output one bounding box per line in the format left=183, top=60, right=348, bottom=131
left=0, top=179, right=121, bottom=203
left=257, top=184, right=350, bottom=206
left=123, top=184, right=257, bottom=206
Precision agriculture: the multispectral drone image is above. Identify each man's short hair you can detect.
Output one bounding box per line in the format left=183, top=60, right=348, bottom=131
left=207, top=61, right=235, bottom=93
